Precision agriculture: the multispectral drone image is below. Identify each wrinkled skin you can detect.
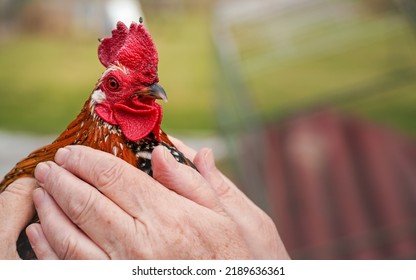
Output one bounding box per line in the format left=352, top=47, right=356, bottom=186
left=3, top=140, right=289, bottom=259
left=0, top=178, right=36, bottom=259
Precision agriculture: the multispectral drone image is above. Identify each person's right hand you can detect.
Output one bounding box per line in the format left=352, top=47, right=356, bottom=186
left=26, top=145, right=253, bottom=259
left=172, top=138, right=289, bottom=259
left=27, top=139, right=289, bottom=259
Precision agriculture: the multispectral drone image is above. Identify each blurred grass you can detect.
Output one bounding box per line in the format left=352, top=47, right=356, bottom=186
left=0, top=6, right=415, bottom=139
left=0, top=11, right=215, bottom=134
left=0, top=36, right=100, bottom=133
left=147, top=12, right=216, bottom=133
left=234, top=10, right=416, bottom=136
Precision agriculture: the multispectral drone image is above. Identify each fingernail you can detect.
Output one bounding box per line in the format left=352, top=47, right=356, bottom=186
left=161, top=146, right=175, bottom=162
left=34, top=162, right=51, bottom=184
left=26, top=224, right=40, bottom=245
left=203, top=148, right=216, bottom=170
left=161, top=146, right=169, bottom=160
left=159, top=146, right=180, bottom=171
left=32, top=187, right=46, bottom=206
left=55, top=147, right=70, bottom=165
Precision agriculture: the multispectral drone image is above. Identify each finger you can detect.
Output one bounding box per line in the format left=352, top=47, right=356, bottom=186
left=34, top=161, right=133, bottom=258
left=168, top=135, right=197, bottom=161
left=0, top=177, right=37, bottom=241
left=26, top=223, right=59, bottom=260
left=193, top=148, right=259, bottom=221
left=29, top=187, right=108, bottom=260
left=152, top=146, right=224, bottom=213
left=53, top=145, right=162, bottom=215
left=193, top=149, right=288, bottom=257
left=193, top=148, right=242, bottom=200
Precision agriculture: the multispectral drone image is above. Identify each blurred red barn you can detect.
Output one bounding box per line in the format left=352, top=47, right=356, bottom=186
left=212, top=0, right=416, bottom=259
left=241, top=109, right=416, bottom=259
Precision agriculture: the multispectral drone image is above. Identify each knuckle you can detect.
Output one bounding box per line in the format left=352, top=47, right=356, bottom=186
left=46, top=166, right=69, bottom=194
left=153, top=162, right=172, bottom=183
left=0, top=179, right=36, bottom=213
left=66, top=188, right=97, bottom=226
left=214, top=179, right=232, bottom=198
left=60, top=234, right=80, bottom=260
left=8, top=177, right=36, bottom=189
left=261, top=213, right=278, bottom=233
left=187, top=170, right=209, bottom=194
left=91, top=160, right=124, bottom=191
left=2, top=178, right=36, bottom=197
left=61, top=146, right=83, bottom=170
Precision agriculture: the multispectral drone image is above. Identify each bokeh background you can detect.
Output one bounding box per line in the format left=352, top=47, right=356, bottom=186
left=1, top=0, right=416, bottom=259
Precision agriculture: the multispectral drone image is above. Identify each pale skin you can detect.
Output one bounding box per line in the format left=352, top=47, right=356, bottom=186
left=0, top=177, right=37, bottom=259
left=1, top=139, right=290, bottom=260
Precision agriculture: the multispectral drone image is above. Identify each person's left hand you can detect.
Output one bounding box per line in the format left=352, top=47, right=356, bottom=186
left=0, top=178, right=36, bottom=259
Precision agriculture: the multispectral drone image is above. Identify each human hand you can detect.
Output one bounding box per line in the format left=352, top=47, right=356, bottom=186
left=0, top=178, right=36, bottom=259
left=26, top=145, right=253, bottom=259
left=171, top=138, right=289, bottom=259
left=26, top=139, right=289, bottom=260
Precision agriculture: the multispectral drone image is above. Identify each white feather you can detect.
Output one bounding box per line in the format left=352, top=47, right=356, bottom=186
left=91, top=89, right=106, bottom=105
left=136, top=151, right=152, bottom=160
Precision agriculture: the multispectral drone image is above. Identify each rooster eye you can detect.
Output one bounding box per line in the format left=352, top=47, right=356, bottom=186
left=106, top=77, right=119, bottom=91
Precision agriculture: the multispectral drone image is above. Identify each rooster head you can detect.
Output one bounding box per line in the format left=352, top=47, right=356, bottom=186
left=92, top=21, right=167, bottom=142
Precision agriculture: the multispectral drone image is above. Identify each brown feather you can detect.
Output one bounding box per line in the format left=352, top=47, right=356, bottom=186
left=0, top=96, right=143, bottom=259
left=1, top=20, right=195, bottom=259
left=0, top=97, right=137, bottom=191
left=1, top=93, right=192, bottom=259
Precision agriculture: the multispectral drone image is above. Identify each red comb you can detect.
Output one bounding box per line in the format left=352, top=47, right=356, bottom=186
left=98, top=21, right=159, bottom=85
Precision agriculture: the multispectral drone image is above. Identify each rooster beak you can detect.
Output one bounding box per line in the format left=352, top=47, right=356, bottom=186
left=138, top=83, right=168, bottom=102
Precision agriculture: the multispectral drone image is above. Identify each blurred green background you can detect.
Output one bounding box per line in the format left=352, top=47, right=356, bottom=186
left=0, top=0, right=415, bottom=154
left=0, top=0, right=217, bottom=134
left=1, top=0, right=415, bottom=138
left=1, top=0, right=416, bottom=260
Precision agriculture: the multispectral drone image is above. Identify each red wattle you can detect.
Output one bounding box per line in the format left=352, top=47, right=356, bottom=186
left=95, top=103, right=117, bottom=125
left=113, top=101, right=162, bottom=142
left=152, top=103, right=162, bottom=141
left=95, top=97, right=162, bottom=142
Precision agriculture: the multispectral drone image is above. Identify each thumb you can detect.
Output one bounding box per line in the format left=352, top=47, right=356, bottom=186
left=0, top=177, right=37, bottom=259
left=193, top=148, right=238, bottom=199
left=152, top=146, right=224, bottom=213
left=0, top=178, right=37, bottom=241
left=192, top=148, right=265, bottom=227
